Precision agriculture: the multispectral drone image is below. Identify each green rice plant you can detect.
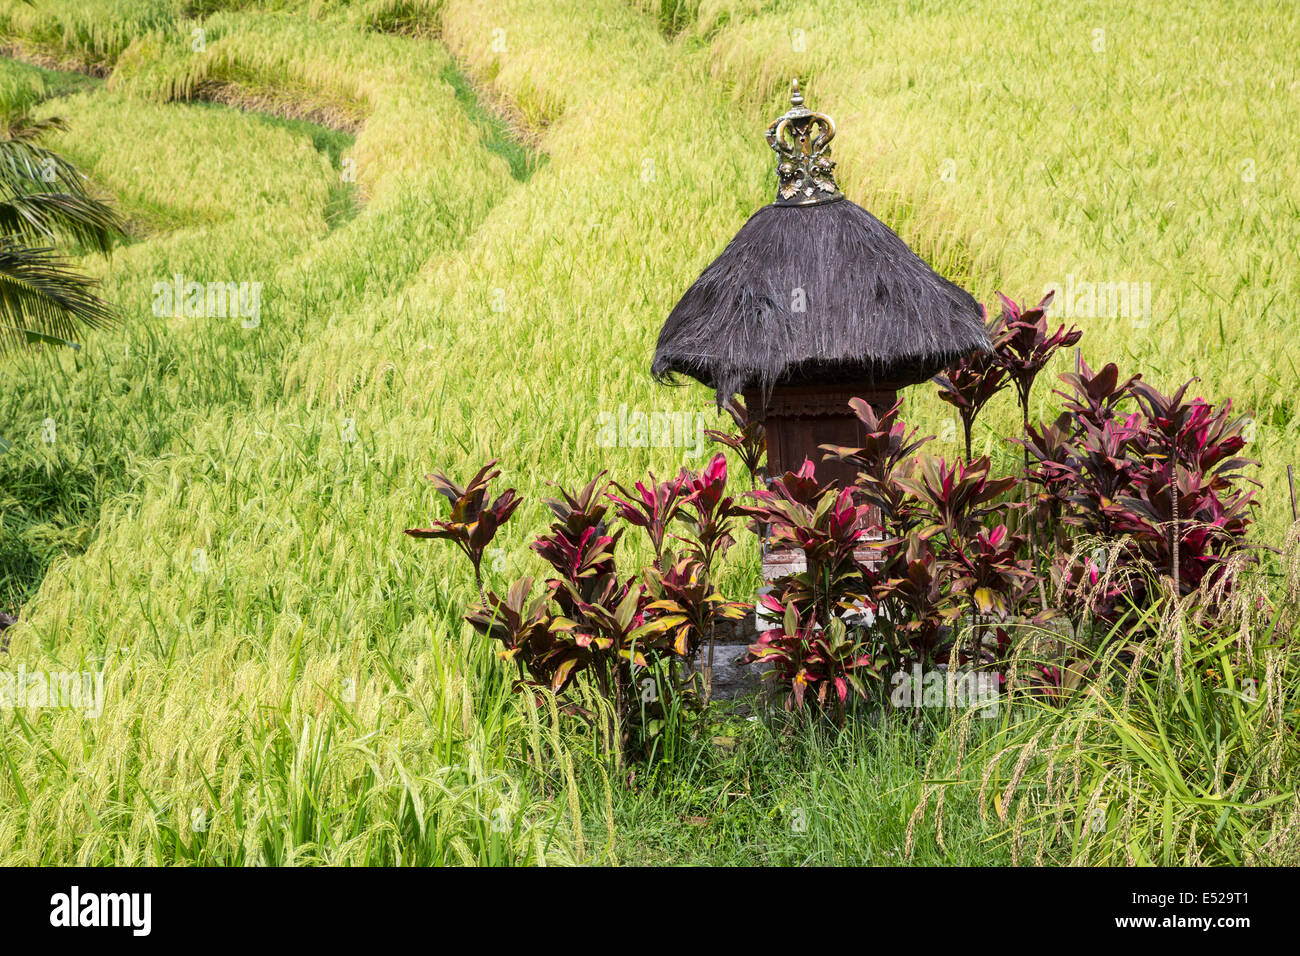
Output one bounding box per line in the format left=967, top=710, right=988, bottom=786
left=0, top=0, right=178, bottom=73
left=919, top=540, right=1300, bottom=865
left=0, top=6, right=538, bottom=864
left=352, top=0, right=444, bottom=37
left=628, top=0, right=700, bottom=38
left=0, top=58, right=48, bottom=125
left=589, top=704, right=1008, bottom=865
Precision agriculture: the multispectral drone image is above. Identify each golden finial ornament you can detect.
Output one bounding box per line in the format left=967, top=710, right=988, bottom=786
left=766, top=78, right=842, bottom=206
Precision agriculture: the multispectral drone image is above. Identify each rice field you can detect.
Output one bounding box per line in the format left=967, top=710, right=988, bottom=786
left=0, top=0, right=1296, bottom=865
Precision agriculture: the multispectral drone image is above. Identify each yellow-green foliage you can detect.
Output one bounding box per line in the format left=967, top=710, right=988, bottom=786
left=0, top=56, right=48, bottom=120
left=0, top=0, right=176, bottom=69
left=0, top=0, right=1296, bottom=863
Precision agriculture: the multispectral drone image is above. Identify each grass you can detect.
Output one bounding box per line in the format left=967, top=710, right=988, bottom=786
left=595, top=705, right=1010, bottom=865
left=0, top=0, right=1296, bottom=864
left=928, top=572, right=1300, bottom=866
left=437, top=62, right=545, bottom=183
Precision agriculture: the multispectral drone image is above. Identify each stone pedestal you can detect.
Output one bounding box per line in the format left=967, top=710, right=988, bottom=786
left=689, top=609, right=768, bottom=701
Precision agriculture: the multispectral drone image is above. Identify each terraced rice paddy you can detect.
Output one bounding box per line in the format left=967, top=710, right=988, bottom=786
left=0, top=0, right=1296, bottom=864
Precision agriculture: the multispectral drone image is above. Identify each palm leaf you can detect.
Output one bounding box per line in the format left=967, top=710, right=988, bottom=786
left=6, top=327, right=81, bottom=349
left=0, top=237, right=115, bottom=352
left=0, top=136, right=93, bottom=197
left=4, top=114, right=68, bottom=144
left=0, top=191, right=125, bottom=254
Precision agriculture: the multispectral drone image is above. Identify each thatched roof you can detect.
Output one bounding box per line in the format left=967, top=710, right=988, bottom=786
left=651, top=81, right=989, bottom=403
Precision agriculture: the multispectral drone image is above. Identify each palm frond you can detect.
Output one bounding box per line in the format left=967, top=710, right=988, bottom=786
left=0, top=136, right=91, bottom=197
left=0, top=191, right=126, bottom=254
left=5, top=115, right=69, bottom=143
left=0, top=237, right=115, bottom=353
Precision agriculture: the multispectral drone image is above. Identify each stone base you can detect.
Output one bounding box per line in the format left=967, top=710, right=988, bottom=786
left=688, top=609, right=770, bottom=701
left=692, top=640, right=764, bottom=701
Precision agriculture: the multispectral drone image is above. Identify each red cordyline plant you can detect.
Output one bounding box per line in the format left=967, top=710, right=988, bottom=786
left=467, top=576, right=564, bottom=689
left=739, top=460, right=882, bottom=719
left=993, top=290, right=1082, bottom=453
left=870, top=533, right=961, bottom=667
left=607, top=471, right=687, bottom=562
left=676, top=452, right=741, bottom=570
left=1021, top=361, right=1140, bottom=545
left=932, top=292, right=1079, bottom=469
left=644, top=554, right=746, bottom=659
left=405, top=459, right=520, bottom=591
left=1111, top=462, right=1257, bottom=596
left=1057, top=360, right=1141, bottom=431
left=821, top=397, right=931, bottom=533
left=819, top=400, right=958, bottom=672
left=875, top=458, right=1031, bottom=670
left=922, top=295, right=1260, bottom=636
left=745, top=601, right=876, bottom=721
left=672, top=452, right=748, bottom=697
left=745, top=419, right=1033, bottom=707
left=937, top=523, right=1038, bottom=671
left=934, top=307, right=1008, bottom=461
left=1015, top=412, right=1075, bottom=545
left=1017, top=360, right=1140, bottom=525
left=893, top=455, right=1018, bottom=543
left=1022, top=365, right=1260, bottom=612
left=994, top=291, right=1082, bottom=595
left=742, top=465, right=876, bottom=625
left=531, top=475, right=619, bottom=593
left=943, top=524, right=1035, bottom=619
left=743, top=453, right=1023, bottom=709
left=1047, top=414, right=1145, bottom=537
left=528, top=474, right=669, bottom=749
left=406, top=458, right=747, bottom=761
left=1122, top=380, right=1258, bottom=595
left=704, top=397, right=766, bottom=488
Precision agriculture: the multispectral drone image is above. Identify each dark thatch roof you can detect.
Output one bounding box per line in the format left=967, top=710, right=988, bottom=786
left=652, top=196, right=989, bottom=403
